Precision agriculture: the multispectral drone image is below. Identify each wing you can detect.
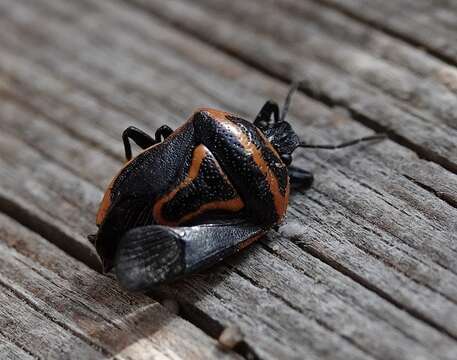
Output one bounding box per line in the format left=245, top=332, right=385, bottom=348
left=114, top=221, right=265, bottom=292
left=93, top=196, right=154, bottom=271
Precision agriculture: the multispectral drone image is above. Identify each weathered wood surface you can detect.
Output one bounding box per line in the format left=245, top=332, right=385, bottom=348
left=0, top=0, right=456, bottom=359
left=130, top=0, right=457, bottom=173
left=0, top=213, right=239, bottom=359
left=316, top=0, right=457, bottom=64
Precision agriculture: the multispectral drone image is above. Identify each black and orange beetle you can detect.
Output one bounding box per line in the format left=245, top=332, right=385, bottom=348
left=90, top=82, right=382, bottom=291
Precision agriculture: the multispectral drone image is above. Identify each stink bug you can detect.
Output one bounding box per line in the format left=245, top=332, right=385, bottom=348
left=90, top=82, right=383, bottom=291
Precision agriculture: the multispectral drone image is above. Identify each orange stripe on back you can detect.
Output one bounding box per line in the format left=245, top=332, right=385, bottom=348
left=95, top=121, right=192, bottom=226
left=96, top=157, right=133, bottom=226
left=153, top=144, right=244, bottom=226
left=207, top=111, right=290, bottom=222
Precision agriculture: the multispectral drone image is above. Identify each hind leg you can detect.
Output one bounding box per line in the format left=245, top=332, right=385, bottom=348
left=154, top=125, right=174, bottom=142
left=122, top=125, right=175, bottom=161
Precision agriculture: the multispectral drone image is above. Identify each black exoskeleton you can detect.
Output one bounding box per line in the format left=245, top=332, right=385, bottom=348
left=90, top=82, right=384, bottom=292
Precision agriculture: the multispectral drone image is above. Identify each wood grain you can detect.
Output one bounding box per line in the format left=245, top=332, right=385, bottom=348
left=127, top=0, right=457, bottom=173
left=315, top=0, right=457, bottom=65
left=0, top=213, right=239, bottom=360
left=0, top=333, right=35, bottom=360
left=0, top=0, right=456, bottom=359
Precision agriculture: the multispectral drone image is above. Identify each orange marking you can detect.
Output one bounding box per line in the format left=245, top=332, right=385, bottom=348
left=96, top=148, right=142, bottom=226
left=97, top=108, right=289, bottom=227
left=153, top=144, right=244, bottom=226
left=96, top=187, right=112, bottom=226
left=175, top=197, right=244, bottom=226
left=95, top=118, right=197, bottom=226
left=238, top=232, right=265, bottom=251
left=199, top=108, right=231, bottom=119
left=256, top=128, right=290, bottom=220
left=202, top=110, right=290, bottom=222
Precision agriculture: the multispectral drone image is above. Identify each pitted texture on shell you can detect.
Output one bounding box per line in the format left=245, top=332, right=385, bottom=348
left=94, top=109, right=289, bottom=269
left=154, top=144, right=244, bottom=225
left=194, top=110, right=289, bottom=225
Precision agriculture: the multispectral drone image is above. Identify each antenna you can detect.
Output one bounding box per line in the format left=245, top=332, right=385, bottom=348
left=298, top=134, right=386, bottom=150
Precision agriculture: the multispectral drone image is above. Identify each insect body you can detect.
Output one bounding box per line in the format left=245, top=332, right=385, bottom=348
left=91, top=83, right=382, bottom=291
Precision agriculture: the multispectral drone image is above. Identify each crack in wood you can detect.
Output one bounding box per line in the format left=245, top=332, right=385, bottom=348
left=403, top=174, right=457, bottom=210
left=258, top=240, right=425, bottom=346
left=0, top=0, right=454, bottom=356
left=0, top=192, right=101, bottom=271
left=313, top=0, right=457, bottom=67
left=305, top=185, right=457, bottom=278
left=160, top=294, right=260, bottom=360
left=227, top=264, right=378, bottom=360
left=0, top=213, right=239, bottom=360
left=282, top=225, right=457, bottom=343
left=0, top=281, right=114, bottom=358
left=124, top=0, right=457, bottom=177
left=0, top=328, right=40, bottom=360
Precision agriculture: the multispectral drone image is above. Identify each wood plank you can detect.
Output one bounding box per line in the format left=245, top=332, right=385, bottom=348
left=1, top=0, right=456, bottom=205
left=0, top=286, right=107, bottom=360
left=0, top=334, right=35, bottom=360
left=0, top=0, right=448, bottom=312
left=1, top=93, right=457, bottom=358
left=259, top=0, right=457, bottom=125
left=315, top=0, right=457, bottom=64
left=0, top=112, right=373, bottom=360
left=0, top=0, right=456, bottom=358
left=126, top=0, right=457, bottom=174
left=0, top=212, right=239, bottom=360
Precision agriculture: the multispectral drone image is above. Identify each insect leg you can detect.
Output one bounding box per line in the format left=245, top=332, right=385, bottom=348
left=298, top=134, right=386, bottom=150
left=288, top=166, right=314, bottom=190
left=280, top=81, right=303, bottom=122
left=282, top=81, right=386, bottom=150
left=154, top=125, right=174, bottom=142
left=115, top=221, right=264, bottom=292
left=122, top=126, right=157, bottom=161
left=254, top=100, right=280, bottom=128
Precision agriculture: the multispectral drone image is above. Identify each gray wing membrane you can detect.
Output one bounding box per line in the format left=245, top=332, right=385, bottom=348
left=115, top=221, right=264, bottom=292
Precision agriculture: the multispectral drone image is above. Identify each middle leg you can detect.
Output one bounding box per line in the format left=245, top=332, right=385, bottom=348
left=289, top=166, right=314, bottom=190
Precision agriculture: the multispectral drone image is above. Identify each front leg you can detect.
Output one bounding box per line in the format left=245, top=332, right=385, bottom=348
left=254, top=100, right=280, bottom=129
left=122, top=126, right=157, bottom=161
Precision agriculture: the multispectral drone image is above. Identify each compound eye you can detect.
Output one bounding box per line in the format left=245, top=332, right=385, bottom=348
left=281, top=154, right=292, bottom=166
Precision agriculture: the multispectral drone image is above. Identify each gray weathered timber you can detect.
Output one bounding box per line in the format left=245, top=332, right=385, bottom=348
left=1, top=109, right=457, bottom=358
left=260, top=0, right=457, bottom=127
left=315, top=0, right=457, bottom=64
left=0, top=111, right=374, bottom=359
left=0, top=0, right=456, bottom=359
left=0, top=287, right=107, bottom=360
left=0, top=213, right=239, bottom=360
left=127, top=0, right=457, bottom=173
left=0, top=333, right=35, bottom=360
